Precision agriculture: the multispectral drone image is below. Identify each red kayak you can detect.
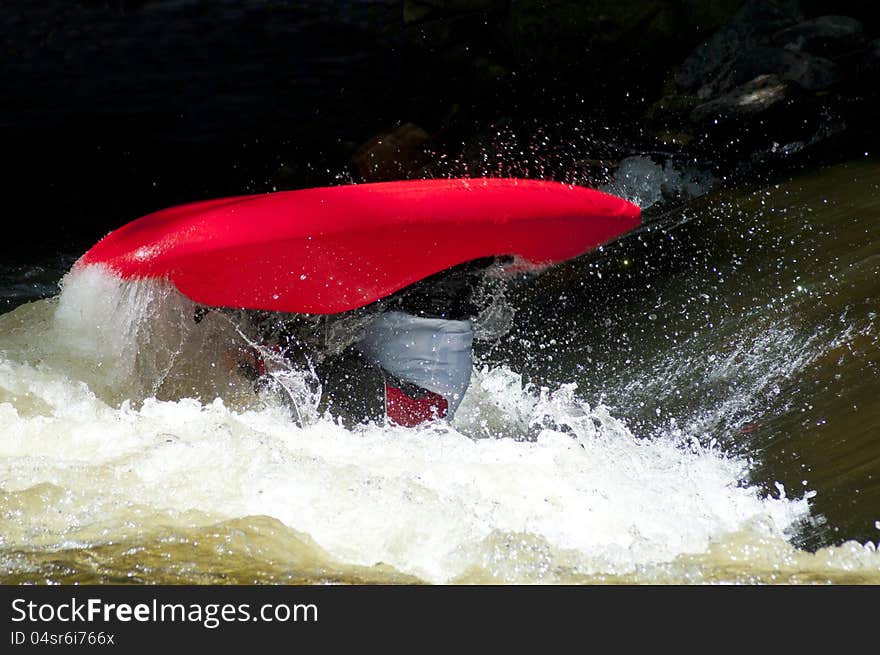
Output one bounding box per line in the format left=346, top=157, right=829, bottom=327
left=78, top=178, right=640, bottom=314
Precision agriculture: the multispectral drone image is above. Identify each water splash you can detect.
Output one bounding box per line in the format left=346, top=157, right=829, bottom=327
left=601, top=156, right=715, bottom=209
left=0, top=267, right=825, bottom=583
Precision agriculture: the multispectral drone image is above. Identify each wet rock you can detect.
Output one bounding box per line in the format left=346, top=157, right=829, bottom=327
left=665, top=0, right=873, bottom=168
left=734, top=46, right=839, bottom=91
left=685, top=72, right=837, bottom=164
left=351, top=123, right=431, bottom=182
left=772, top=15, right=864, bottom=57
left=690, top=74, right=799, bottom=124
left=676, top=0, right=803, bottom=98
left=681, top=44, right=839, bottom=101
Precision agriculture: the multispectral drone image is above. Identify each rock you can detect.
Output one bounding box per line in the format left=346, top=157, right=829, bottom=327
left=733, top=46, right=840, bottom=91
left=676, top=0, right=802, bottom=98
left=686, top=73, right=833, bottom=163
left=676, top=5, right=856, bottom=99
left=772, top=15, right=864, bottom=57
left=675, top=0, right=800, bottom=98
left=683, top=44, right=838, bottom=96
left=690, top=74, right=798, bottom=124
left=671, top=1, right=853, bottom=166
left=351, top=123, right=431, bottom=182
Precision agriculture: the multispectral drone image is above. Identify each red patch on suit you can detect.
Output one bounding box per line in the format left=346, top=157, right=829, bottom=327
left=385, top=384, right=448, bottom=427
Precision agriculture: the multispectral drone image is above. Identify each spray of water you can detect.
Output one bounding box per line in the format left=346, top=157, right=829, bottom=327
left=0, top=266, right=838, bottom=583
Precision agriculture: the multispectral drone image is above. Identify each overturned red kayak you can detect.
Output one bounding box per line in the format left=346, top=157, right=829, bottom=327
left=78, top=178, right=640, bottom=314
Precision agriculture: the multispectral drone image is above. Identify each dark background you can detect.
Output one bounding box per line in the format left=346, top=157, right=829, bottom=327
left=3, top=0, right=878, bottom=259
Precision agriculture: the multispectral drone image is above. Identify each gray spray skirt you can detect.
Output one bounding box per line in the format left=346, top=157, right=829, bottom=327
left=356, top=311, right=474, bottom=417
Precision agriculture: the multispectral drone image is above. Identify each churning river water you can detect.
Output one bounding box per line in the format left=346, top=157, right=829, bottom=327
left=1, top=159, right=878, bottom=584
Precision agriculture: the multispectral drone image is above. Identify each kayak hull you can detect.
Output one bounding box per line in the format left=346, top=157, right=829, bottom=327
left=79, top=178, right=640, bottom=314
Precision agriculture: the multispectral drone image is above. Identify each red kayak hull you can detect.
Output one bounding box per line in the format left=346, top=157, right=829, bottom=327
left=78, top=178, right=640, bottom=314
